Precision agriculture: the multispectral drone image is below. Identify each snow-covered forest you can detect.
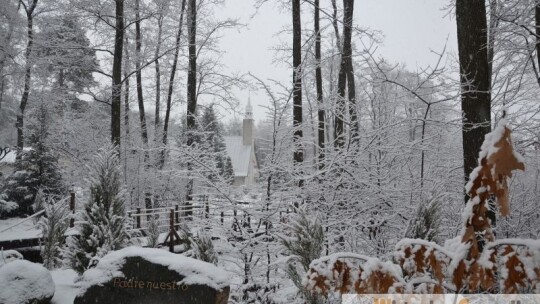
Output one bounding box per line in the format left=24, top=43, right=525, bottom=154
left=1, top=0, right=540, bottom=303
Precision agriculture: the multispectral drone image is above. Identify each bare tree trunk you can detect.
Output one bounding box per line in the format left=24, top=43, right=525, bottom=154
left=185, top=0, right=197, bottom=215
left=456, top=0, right=491, bottom=205
left=16, top=0, right=39, bottom=159
left=123, top=36, right=130, bottom=139
left=154, top=14, right=164, bottom=146
left=536, top=1, right=540, bottom=84
left=331, top=0, right=341, bottom=49
left=161, top=0, right=186, bottom=168
left=135, top=0, right=149, bottom=163
left=292, top=0, right=304, bottom=189
left=111, top=0, right=125, bottom=148
left=487, top=0, right=498, bottom=85
left=343, top=0, right=357, bottom=142
left=314, top=0, right=324, bottom=169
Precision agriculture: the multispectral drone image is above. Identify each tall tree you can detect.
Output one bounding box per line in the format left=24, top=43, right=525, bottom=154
left=134, top=0, right=149, bottom=162
left=314, top=0, right=325, bottom=169
left=16, top=0, right=39, bottom=159
left=334, top=0, right=356, bottom=148
left=160, top=0, right=187, bottom=168
left=292, top=0, right=304, bottom=185
left=154, top=8, right=164, bottom=146
left=536, top=0, right=540, bottom=78
left=185, top=0, right=197, bottom=214
left=456, top=0, right=491, bottom=203
left=111, top=0, right=125, bottom=148
left=344, top=0, right=357, bottom=142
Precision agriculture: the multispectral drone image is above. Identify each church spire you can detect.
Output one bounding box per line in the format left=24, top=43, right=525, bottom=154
left=243, top=97, right=254, bottom=145
left=245, top=95, right=253, bottom=120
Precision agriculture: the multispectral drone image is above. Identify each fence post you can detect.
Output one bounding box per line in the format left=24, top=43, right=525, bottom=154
left=175, top=205, right=179, bottom=230
left=69, top=190, right=75, bottom=228
left=128, top=211, right=133, bottom=228
left=220, top=211, right=224, bottom=225
left=205, top=201, right=209, bottom=219
left=233, top=209, right=238, bottom=231
left=169, top=208, right=175, bottom=253
left=136, top=207, right=141, bottom=229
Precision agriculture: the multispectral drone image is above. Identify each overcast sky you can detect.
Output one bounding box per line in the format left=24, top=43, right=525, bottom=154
left=216, top=0, right=457, bottom=122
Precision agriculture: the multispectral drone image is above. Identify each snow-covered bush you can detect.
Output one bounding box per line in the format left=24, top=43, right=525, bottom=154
left=63, top=145, right=131, bottom=274
left=303, top=120, right=539, bottom=296
left=145, top=214, right=161, bottom=248
left=190, top=232, right=218, bottom=265
left=279, top=209, right=324, bottom=303
left=0, top=194, right=18, bottom=218
left=37, top=195, right=70, bottom=269
left=404, top=192, right=442, bottom=243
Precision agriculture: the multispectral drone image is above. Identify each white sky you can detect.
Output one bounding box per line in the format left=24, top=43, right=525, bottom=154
left=216, top=0, right=458, bottom=122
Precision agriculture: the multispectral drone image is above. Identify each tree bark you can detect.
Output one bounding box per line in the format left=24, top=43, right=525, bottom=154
left=343, top=0, right=357, bottom=142
left=456, top=0, right=491, bottom=204
left=331, top=0, right=341, bottom=49
left=135, top=0, right=149, bottom=163
left=111, top=0, right=124, bottom=149
left=292, top=0, right=304, bottom=175
left=536, top=1, right=540, bottom=83
left=334, top=0, right=355, bottom=149
left=123, top=36, right=130, bottom=139
left=160, top=0, right=186, bottom=168
left=314, top=0, right=325, bottom=169
left=154, top=14, right=164, bottom=145
left=185, top=0, right=197, bottom=215
left=16, top=0, right=39, bottom=159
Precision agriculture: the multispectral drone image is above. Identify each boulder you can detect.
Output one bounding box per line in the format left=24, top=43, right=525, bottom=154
left=0, top=249, right=23, bottom=266
left=0, top=260, right=55, bottom=304
left=75, top=247, right=230, bottom=304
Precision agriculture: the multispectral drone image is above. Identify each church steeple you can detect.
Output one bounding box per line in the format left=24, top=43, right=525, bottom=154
left=245, top=96, right=253, bottom=120
left=243, top=98, right=254, bottom=145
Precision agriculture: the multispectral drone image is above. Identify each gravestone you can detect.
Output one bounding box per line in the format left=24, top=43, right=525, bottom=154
left=74, top=247, right=229, bottom=304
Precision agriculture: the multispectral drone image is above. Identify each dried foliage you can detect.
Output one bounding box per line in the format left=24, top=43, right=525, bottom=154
left=303, top=122, right=540, bottom=296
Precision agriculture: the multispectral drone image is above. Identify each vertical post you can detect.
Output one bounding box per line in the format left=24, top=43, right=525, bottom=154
left=69, top=190, right=75, bottom=228
left=220, top=211, right=224, bottom=225
left=169, top=208, right=175, bottom=253
left=233, top=209, right=238, bottom=231
left=175, top=204, right=179, bottom=230
left=128, top=211, right=133, bottom=228
left=205, top=200, right=209, bottom=219
left=136, top=207, right=141, bottom=229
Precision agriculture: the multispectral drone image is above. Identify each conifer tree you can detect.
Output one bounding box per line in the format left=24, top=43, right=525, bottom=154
left=63, top=145, right=130, bottom=274
left=200, top=105, right=234, bottom=183
left=0, top=103, right=64, bottom=215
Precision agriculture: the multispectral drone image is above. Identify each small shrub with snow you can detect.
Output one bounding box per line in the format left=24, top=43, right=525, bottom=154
left=37, top=194, right=70, bottom=269
left=190, top=232, right=218, bottom=265
left=404, top=192, right=442, bottom=243
left=279, top=209, right=324, bottom=303
left=0, top=193, right=18, bottom=218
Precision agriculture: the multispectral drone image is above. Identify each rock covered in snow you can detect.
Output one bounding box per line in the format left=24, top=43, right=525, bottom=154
left=0, top=260, right=55, bottom=304
left=74, top=246, right=230, bottom=304
left=0, top=249, right=23, bottom=266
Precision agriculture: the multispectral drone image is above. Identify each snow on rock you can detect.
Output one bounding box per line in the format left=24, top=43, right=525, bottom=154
left=0, top=249, right=23, bottom=266
left=77, top=246, right=230, bottom=294
left=0, top=260, right=55, bottom=304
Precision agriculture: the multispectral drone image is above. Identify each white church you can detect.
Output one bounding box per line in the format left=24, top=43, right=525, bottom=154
left=224, top=102, right=259, bottom=187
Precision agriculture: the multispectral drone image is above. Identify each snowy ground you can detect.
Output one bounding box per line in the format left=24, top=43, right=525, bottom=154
left=50, top=269, right=79, bottom=304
